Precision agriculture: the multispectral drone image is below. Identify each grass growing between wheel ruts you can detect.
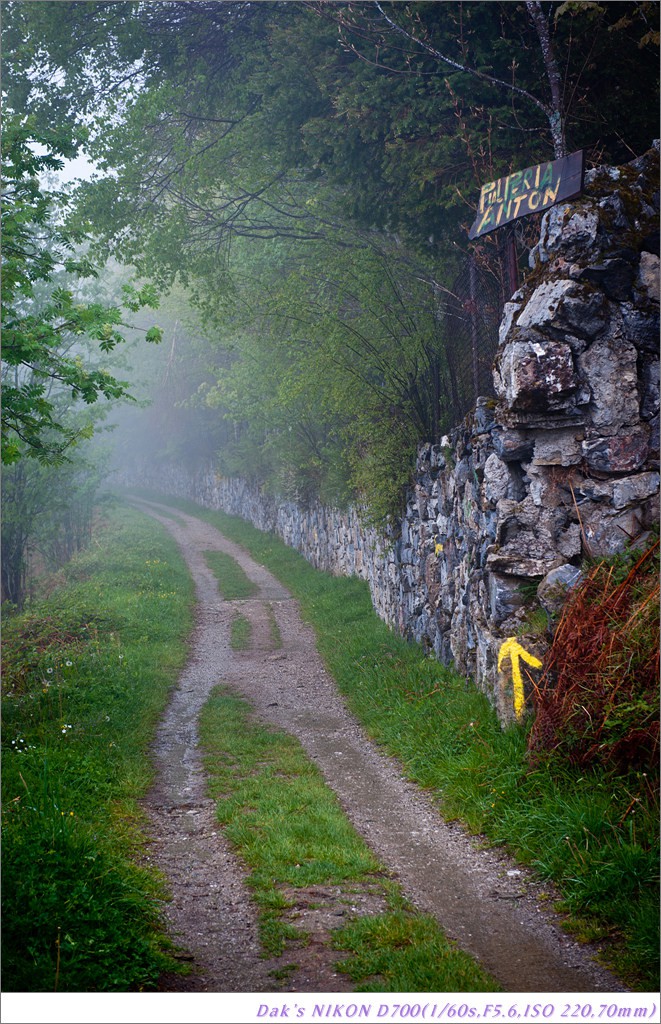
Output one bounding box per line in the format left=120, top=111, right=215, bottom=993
left=231, top=612, right=253, bottom=650
left=1, top=505, right=195, bottom=992
left=129, top=490, right=660, bottom=991
left=266, top=601, right=284, bottom=649
left=203, top=549, right=258, bottom=600
left=198, top=686, right=501, bottom=992
left=231, top=605, right=282, bottom=651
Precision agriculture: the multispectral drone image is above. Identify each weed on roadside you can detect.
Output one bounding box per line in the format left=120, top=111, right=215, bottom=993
left=1, top=507, right=195, bottom=991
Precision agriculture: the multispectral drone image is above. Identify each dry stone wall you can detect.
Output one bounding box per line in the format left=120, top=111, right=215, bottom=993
left=132, top=146, right=659, bottom=724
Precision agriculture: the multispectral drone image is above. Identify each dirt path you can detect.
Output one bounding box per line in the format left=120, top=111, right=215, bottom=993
left=135, top=498, right=625, bottom=994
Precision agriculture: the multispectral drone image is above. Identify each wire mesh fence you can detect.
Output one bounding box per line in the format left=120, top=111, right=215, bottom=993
left=436, top=255, right=503, bottom=431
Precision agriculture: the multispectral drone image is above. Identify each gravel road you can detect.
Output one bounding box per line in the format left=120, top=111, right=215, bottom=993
left=134, top=498, right=626, bottom=995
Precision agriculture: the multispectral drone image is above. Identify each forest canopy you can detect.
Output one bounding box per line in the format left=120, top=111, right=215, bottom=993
left=2, top=1, right=660, bottom=521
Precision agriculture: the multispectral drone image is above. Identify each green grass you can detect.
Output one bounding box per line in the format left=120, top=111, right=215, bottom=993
left=266, top=602, right=283, bottom=649
left=1, top=504, right=195, bottom=992
left=203, top=549, right=258, bottom=600
left=127, top=488, right=660, bottom=991
left=230, top=613, right=253, bottom=650
left=198, top=686, right=500, bottom=992
left=333, top=913, right=498, bottom=992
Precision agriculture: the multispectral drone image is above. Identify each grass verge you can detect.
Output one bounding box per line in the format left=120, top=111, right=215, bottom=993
left=199, top=686, right=500, bottom=992
left=1, top=504, right=195, bottom=992
left=129, top=489, right=659, bottom=991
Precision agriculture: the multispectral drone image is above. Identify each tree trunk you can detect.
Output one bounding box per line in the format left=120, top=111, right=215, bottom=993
left=526, top=1, right=567, bottom=158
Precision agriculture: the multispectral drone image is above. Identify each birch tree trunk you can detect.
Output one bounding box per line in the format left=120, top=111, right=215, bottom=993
left=526, top=1, right=567, bottom=158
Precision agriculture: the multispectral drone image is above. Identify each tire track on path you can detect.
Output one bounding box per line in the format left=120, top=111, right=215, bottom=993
left=135, top=498, right=625, bottom=994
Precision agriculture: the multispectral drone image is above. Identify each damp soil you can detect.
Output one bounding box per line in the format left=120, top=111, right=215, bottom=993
left=133, top=498, right=626, bottom=995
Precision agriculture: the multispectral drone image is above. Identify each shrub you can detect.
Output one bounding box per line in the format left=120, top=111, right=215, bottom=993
left=528, top=537, right=659, bottom=778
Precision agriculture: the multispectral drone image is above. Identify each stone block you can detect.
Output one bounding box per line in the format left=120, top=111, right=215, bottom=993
left=537, top=563, right=583, bottom=614
left=620, top=303, right=660, bottom=352
left=648, top=414, right=660, bottom=465
left=577, top=336, right=639, bottom=430
left=499, top=299, right=523, bottom=344
left=581, top=507, right=647, bottom=557
left=582, top=427, right=649, bottom=473
left=562, top=291, right=611, bottom=343
left=556, top=522, right=582, bottom=560
left=611, top=471, right=660, bottom=510
left=491, top=427, right=535, bottom=463
left=472, top=396, right=497, bottom=435
left=488, top=572, right=526, bottom=626
left=496, top=338, right=577, bottom=412
left=578, top=258, right=635, bottom=301
left=516, top=279, right=579, bottom=332
left=530, top=204, right=599, bottom=264
left=494, top=633, right=544, bottom=726
left=487, top=545, right=565, bottom=577
left=482, top=452, right=518, bottom=506
left=532, top=429, right=583, bottom=466
left=637, top=251, right=660, bottom=303
left=641, top=231, right=660, bottom=256
left=454, top=457, right=470, bottom=488
left=596, top=189, right=632, bottom=228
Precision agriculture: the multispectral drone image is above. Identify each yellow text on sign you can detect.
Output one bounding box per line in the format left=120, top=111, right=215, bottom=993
left=497, top=637, right=543, bottom=720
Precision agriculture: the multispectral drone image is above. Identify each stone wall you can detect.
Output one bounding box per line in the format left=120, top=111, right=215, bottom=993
left=129, top=146, right=659, bottom=723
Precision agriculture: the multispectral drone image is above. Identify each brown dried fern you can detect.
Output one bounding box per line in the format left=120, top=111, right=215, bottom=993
left=528, top=540, right=659, bottom=776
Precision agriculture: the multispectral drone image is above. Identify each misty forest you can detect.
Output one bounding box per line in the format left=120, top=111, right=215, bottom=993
left=2, top=0, right=660, bottom=1003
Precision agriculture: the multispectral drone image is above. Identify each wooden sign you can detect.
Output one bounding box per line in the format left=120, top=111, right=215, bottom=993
left=468, top=151, right=584, bottom=240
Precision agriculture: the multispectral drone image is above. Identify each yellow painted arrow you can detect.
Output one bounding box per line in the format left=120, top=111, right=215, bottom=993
left=498, top=637, right=543, bottom=720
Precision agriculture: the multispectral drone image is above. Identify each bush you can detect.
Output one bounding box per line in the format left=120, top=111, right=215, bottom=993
left=528, top=537, right=659, bottom=778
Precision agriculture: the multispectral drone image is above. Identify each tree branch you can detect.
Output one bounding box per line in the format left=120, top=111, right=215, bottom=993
left=372, top=1, right=551, bottom=117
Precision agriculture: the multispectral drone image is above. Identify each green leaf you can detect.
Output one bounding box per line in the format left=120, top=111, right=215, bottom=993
left=145, top=326, right=163, bottom=344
